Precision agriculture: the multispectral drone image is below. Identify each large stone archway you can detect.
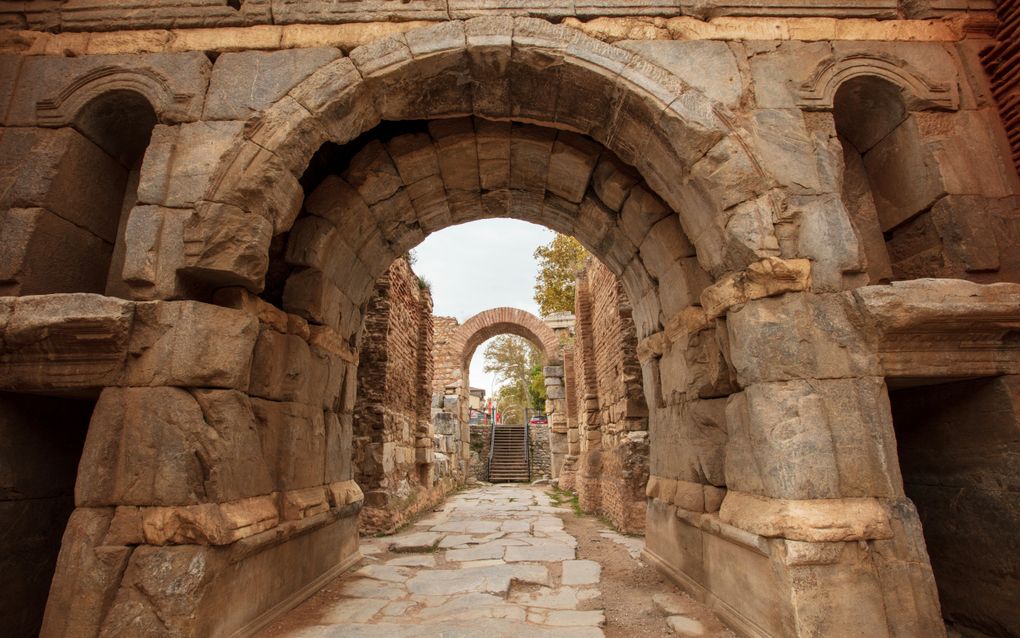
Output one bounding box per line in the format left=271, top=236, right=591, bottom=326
left=1, top=13, right=1019, bottom=638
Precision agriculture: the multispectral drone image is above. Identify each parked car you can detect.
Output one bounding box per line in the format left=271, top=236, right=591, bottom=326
left=528, top=415, right=548, bottom=425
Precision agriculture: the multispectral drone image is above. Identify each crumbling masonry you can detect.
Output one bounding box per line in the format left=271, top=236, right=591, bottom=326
left=1, top=2, right=1020, bottom=637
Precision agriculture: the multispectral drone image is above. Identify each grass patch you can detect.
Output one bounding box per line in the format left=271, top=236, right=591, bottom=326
left=547, top=486, right=584, bottom=517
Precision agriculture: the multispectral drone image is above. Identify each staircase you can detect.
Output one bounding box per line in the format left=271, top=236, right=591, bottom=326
left=487, top=425, right=531, bottom=483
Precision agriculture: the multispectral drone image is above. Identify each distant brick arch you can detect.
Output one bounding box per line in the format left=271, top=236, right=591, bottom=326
left=434, top=307, right=561, bottom=392
left=456, top=307, right=561, bottom=366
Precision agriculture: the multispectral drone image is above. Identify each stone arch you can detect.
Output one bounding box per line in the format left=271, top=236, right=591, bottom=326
left=455, top=307, right=560, bottom=368
left=36, top=65, right=199, bottom=127
left=146, top=16, right=795, bottom=312
left=277, top=118, right=704, bottom=342
left=434, top=307, right=561, bottom=393
left=795, top=52, right=960, bottom=111
left=69, top=18, right=974, bottom=638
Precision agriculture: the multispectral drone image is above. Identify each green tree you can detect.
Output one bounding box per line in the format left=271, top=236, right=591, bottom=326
left=533, top=234, right=588, bottom=317
left=483, top=335, right=546, bottom=422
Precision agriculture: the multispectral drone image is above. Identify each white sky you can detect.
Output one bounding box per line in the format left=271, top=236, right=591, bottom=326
left=411, top=218, right=556, bottom=397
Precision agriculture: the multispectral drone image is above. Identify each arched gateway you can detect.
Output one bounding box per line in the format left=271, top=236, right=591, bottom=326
left=1, top=13, right=1019, bottom=638
left=433, top=306, right=562, bottom=391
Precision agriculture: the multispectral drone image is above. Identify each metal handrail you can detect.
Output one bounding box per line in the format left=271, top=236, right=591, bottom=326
left=486, top=420, right=496, bottom=482
left=525, top=419, right=531, bottom=483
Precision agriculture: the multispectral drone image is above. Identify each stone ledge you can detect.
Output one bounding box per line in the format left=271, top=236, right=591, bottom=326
left=718, top=490, right=893, bottom=542
left=0, top=15, right=975, bottom=57
left=0, top=293, right=257, bottom=392
left=851, top=279, right=1020, bottom=379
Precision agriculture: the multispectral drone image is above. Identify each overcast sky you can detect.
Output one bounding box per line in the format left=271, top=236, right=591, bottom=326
left=412, top=218, right=556, bottom=397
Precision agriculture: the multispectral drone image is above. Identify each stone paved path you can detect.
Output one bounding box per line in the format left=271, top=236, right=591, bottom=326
left=259, top=485, right=731, bottom=638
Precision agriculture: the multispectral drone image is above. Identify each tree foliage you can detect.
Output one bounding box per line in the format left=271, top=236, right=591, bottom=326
left=533, top=234, right=588, bottom=317
left=483, top=335, right=546, bottom=422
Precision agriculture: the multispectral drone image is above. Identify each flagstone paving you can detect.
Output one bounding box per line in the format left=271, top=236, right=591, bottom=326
left=258, top=485, right=732, bottom=638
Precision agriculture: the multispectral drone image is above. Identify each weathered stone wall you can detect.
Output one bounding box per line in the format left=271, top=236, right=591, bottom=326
left=565, top=260, right=649, bottom=533
left=354, top=258, right=446, bottom=534
left=529, top=423, right=552, bottom=480
left=2, top=8, right=1020, bottom=638
left=431, top=315, right=461, bottom=396
left=0, top=292, right=365, bottom=638
left=470, top=423, right=491, bottom=482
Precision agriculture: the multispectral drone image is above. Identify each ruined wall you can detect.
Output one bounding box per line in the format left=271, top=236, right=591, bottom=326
left=567, top=260, right=649, bottom=533
left=0, top=291, right=365, bottom=638
left=3, top=6, right=1020, bottom=638
left=431, top=315, right=462, bottom=396
left=529, top=423, right=552, bottom=480
left=354, top=258, right=446, bottom=534
left=983, top=0, right=1020, bottom=179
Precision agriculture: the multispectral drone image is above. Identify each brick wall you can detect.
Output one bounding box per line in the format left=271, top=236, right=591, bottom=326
left=983, top=0, right=1020, bottom=178
left=567, top=259, right=649, bottom=534
left=353, top=258, right=450, bottom=534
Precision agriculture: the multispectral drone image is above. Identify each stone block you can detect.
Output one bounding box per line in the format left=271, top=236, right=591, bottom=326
left=742, top=377, right=901, bottom=500
left=751, top=109, right=827, bottom=195
left=748, top=41, right=831, bottom=109
left=546, top=132, right=601, bottom=204
left=120, top=205, right=189, bottom=297
left=208, top=140, right=304, bottom=233
left=345, top=138, right=403, bottom=206
left=182, top=201, right=274, bottom=291
left=620, top=185, right=670, bottom=248
left=428, top=117, right=481, bottom=192
left=125, top=301, right=258, bottom=389
left=863, top=117, right=944, bottom=231
left=658, top=257, right=712, bottom=318
left=139, top=496, right=279, bottom=544
left=326, top=479, right=364, bottom=509
left=638, top=214, right=696, bottom=281
left=248, top=327, right=316, bottom=403
left=250, top=398, right=326, bottom=491
left=137, top=121, right=244, bottom=209
left=0, top=293, right=133, bottom=391
left=726, top=291, right=877, bottom=384
left=918, top=109, right=1017, bottom=199
left=719, top=491, right=893, bottom=542
left=929, top=194, right=1001, bottom=273
left=619, top=39, right=742, bottom=108
left=475, top=118, right=511, bottom=191
left=39, top=508, right=131, bottom=638
left=790, top=194, right=865, bottom=291
left=700, top=257, right=811, bottom=320
left=204, top=47, right=341, bottom=120
left=0, top=127, right=125, bottom=242
left=77, top=387, right=274, bottom=507
left=0, top=207, right=113, bottom=296
left=100, top=545, right=220, bottom=637
left=325, top=411, right=353, bottom=483
left=283, top=268, right=344, bottom=330
left=279, top=486, right=330, bottom=521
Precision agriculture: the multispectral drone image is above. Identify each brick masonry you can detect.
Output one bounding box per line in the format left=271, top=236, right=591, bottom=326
left=354, top=258, right=453, bottom=534
left=564, top=259, right=649, bottom=534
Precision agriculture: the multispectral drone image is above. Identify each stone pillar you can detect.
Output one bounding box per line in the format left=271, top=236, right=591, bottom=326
left=542, top=362, right=565, bottom=481
left=0, top=291, right=364, bottom=638
left=641, top=263, right=946, bottom=638
left=550, top=347, right=574, bottom=478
